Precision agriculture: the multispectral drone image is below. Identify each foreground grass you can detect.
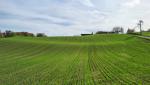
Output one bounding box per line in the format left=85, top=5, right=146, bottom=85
left=0, top=34, right=150, bottom=85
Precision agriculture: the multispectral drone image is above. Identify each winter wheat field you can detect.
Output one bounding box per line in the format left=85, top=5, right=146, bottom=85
left=0, top=34, right=150, bottom=85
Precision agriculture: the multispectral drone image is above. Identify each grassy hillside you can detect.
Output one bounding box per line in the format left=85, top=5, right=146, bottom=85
left=142, top=32, right=150, bottom=36
left=0, top=34, right=150, bottom=85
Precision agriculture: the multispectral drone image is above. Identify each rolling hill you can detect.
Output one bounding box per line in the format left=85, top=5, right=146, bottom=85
left=0, top=34, right=150, bottom=85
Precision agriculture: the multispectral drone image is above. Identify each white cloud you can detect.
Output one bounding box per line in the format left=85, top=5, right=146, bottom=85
left=123, top=0, right=141, bottom=8
left=79, top=0, right=94, bottom=7
left=0, top=0, right=150, bottom=36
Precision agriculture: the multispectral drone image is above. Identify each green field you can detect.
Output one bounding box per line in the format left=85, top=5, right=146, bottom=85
left=142, top=32, right=150, bottom=36
left=0, top=34, right=150, bottom=85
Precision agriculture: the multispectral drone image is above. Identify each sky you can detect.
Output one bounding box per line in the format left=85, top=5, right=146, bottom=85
left=0, top=0, right=150, bottom=36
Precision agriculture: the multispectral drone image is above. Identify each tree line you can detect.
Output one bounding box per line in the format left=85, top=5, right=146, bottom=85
left=96, top=26, right=124, bottom=34
left=0, top=30, right=46, bottom=38
left=96, top=26, right=150, bottom=35
left=127, top=28, right=150, bottom=34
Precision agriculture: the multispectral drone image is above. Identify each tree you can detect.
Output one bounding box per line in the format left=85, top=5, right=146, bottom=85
left=96, top=31, right=108, bottom=34
left=27, top=33, right=34, bottom=37
left=36, top=33, right=46, bottom=37
left=127, top=28, right=135, bottom=34
left=138, top=20, right=144, bottom=35
left=112, top=27, right=124, bottom=34
left=5, top=30, right=14, bottom=37
left=147, top=29, right=150, bottom=32
left=0, top=30, right=2, bottom=38
left=15, top=32, right=34, bottom=37
left=96, top=31, right=115, bottom=34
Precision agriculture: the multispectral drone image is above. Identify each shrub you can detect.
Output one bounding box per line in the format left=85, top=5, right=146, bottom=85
left=36, top=33, right=46, bottom=37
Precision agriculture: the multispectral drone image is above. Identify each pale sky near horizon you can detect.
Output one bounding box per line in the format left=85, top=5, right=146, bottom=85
left=0, top=0, right=150, bottom=36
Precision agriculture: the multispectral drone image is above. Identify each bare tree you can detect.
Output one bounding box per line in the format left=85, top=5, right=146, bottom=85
left=112, top=26, right=124, bottom=34
left=127, top=28, right=135, bottom=34
left=138, top=20, right=144, bottom=35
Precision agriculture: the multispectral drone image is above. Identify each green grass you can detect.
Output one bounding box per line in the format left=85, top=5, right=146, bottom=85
left=0, top=34, right=150, bottom=85
left=142, top=32, right=150, bottom=36
left=135, top=32, right=150, bottom=36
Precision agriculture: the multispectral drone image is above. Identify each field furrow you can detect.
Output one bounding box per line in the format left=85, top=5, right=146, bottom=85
left=0, top=35, right=150, bottom=85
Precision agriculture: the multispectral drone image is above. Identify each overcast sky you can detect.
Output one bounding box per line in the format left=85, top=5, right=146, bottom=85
left=0, top=0, right=150, bottom=36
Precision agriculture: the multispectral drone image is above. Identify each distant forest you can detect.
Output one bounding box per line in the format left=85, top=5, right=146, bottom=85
left=0, top=30, right=46, bottom=38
